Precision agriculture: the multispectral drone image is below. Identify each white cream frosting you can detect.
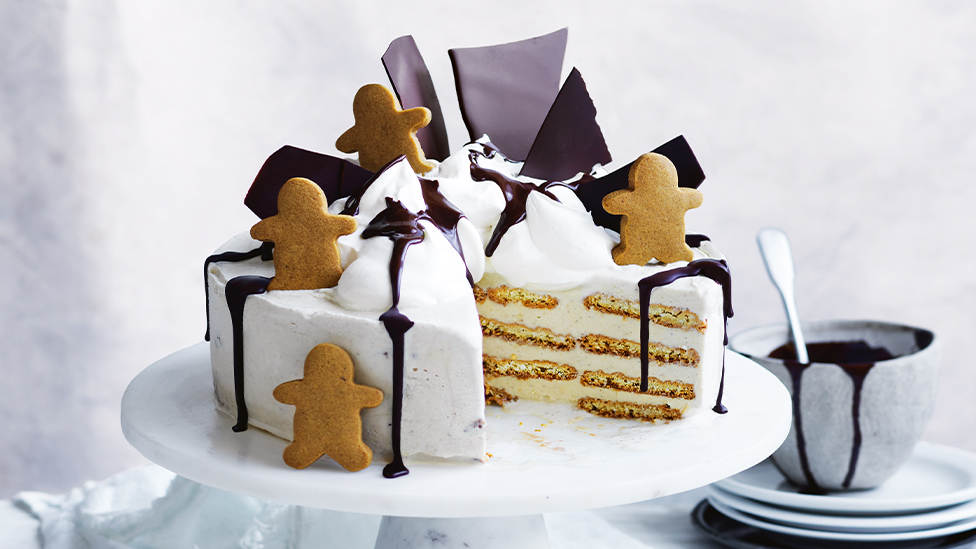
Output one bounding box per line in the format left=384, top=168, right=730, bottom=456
left=424, top=137, right=717, bottom=293
left=322, top=156, right=481, bottom=312
left=317, top=136, right=720, bottom=309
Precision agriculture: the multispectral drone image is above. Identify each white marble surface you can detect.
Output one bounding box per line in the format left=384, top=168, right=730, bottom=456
left=374, top=516, right=551, bottom=549
left=3, top=1, right=976, bottom=499
left=9, top=464, right=973, bottom=548
left=121, top=344, right=790, bottom=516
left=0, top=464, right=729, bottom=549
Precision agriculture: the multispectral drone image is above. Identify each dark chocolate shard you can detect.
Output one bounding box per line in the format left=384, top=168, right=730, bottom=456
left=449, top=28, right=568, bottom=161
left=382, top=36, right=450, bottom=162
left=520, top=68, right=611, bottom=181
left=575, top=135, right=705, bottom=232
left=575, top=161, right=629, bottom=232
left=655, top=135, right=706, bottom=190
left=244, top=145, right=374, bottom=219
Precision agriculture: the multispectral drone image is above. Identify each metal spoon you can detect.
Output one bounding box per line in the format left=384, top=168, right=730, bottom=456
left=757, top=227, right=809, bottom=363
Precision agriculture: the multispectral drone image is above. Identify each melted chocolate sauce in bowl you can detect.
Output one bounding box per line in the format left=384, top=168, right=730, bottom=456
left=729, top=320, right=939, bottom=492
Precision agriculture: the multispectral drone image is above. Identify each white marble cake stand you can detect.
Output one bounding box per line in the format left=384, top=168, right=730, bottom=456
left=122, top=343, right=791, bottom=548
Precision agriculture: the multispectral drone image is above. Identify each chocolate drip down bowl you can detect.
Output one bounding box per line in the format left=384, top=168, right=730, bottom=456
left=730, top=320, right=939, bottom=492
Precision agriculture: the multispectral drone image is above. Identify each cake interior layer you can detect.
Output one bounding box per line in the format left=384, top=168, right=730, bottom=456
left=474, top=266, right=726, bottom=417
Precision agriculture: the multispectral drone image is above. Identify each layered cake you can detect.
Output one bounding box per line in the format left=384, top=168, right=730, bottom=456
left=205, top=30, right=732, bottom=477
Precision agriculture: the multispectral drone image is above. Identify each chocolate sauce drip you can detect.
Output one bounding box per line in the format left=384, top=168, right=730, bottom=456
left=362, top=198, right=425, bottom=479
left=478, top=141, right=503, bottom=159
left=783, top=361, right=819, bottom=491
left=362, top=198, right=426, bottom=302
left=225, top=275, right=271, bottom=432
left=339, top=156, right=405, bottom=216
left=204, top=242, right=274, bottom=341
left=540, top=174, right=595, bottom=194
left=638, top=259, right=732, bottom=414
left=469, top=149, right=560, bottom=256
left=419, top=178, right=473, bottom=285
left=378, top=306, right=413, bottom=479
left=343, top=155, right=473, bottom=285
left=685, top=234, right=711, bottom=248
left=843, top=363, right=873, bottom=489
left=770, top=341, right=894, bottom=490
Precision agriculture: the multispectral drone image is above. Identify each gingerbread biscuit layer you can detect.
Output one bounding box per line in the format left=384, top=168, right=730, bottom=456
left=476, top=244, right=726, bottom=421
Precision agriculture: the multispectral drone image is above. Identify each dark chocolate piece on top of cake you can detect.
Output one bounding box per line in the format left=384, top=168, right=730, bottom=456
left=382, top=36, right=450, bottom=162
left=449, top=28, right=568, bottom=161
left=244, top=146, right=374, bottom=219
left=520, top=68, right=612, bottom=181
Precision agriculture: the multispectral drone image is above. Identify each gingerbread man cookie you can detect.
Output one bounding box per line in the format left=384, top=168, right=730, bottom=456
left=250, top=177, right=356, bottom=291
left=602, top=153, right=703, bottom=265
left=336, top=84, right=435, bottom=175
left=273, top=343, right=384, bottom=471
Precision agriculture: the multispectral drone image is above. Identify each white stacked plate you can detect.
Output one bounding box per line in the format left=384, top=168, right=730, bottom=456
left=695, top=442, right=976, bottom=548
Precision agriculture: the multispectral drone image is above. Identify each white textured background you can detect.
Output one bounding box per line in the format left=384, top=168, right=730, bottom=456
left=2, top=0, right=974, bottom=498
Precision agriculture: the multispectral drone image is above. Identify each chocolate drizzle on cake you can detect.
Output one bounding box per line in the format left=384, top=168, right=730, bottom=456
left=419, top=178, right=473, bottom=285
left=225, top=275, right=272, bottom=432
left=638, top=259, right=732, bottom=414
left=204, top=242, right=273, bottom=341
left=362, top=198, right=425, bottom=479
left=769, top=341, right=896, bottom=491
left=685, top=234, right=710, bottom=248
left=469, top=149, right=560, bottom=256
left=339, top=156, right=405, bottom=217
left=342, top=156, right=474, bottom=285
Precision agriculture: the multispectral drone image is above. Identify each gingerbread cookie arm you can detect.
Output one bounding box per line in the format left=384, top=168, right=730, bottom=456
left=402, top=106, right=432, bottom=132
left=601, top=189, right=631, bottom=216
left=272, top=380, right=303, bottom=405
left=249, top=218, right=281, bottom=247
left=400, top=106, right=436, bottom=173
left=681, top=187, right=704, bottom=210
left=355, top=384, right=385, bottom=409
left=335, top=126, right=361, bottom=156
left=327, top=214, right=358, bottom=240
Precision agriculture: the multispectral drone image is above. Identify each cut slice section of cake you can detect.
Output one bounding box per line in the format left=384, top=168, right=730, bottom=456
left=476, top=238, right=728, bottom=422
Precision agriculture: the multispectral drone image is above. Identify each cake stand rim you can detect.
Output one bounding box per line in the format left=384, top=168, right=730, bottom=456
left=121, top=342, right=792, bottom=517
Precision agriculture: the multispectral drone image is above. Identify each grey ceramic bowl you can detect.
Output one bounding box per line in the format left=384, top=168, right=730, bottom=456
left=729, top=320, right=939, bottom=492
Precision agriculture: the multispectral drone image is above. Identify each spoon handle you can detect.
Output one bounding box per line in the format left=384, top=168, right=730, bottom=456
left=757, top=227, right=809, bottom=363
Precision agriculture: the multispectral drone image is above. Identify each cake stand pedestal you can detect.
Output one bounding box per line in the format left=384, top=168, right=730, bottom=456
left=122, top=343, right=791, bottom=548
